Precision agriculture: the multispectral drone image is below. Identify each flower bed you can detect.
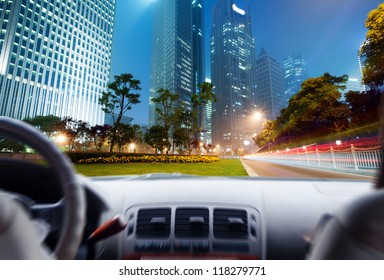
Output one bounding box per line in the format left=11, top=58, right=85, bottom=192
left=76, top=154, right=219, bottom=164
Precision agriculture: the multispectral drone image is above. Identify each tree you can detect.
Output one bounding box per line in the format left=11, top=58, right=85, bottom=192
left=253, top=121, right=276, bottom=149
left=99, top=73, right=141, bottom=152
left=274, top=73, right=350, bottom=142
left=114, top=124, right=137, bottom=153
left=89, top=124, right=111, bottom=151
left=172, top=127, right=191, bottom=154
left=345, top=89, right=381, bottom=128
left=360, top=3, right=384, bottom=89
left=58, top=117, right=89, bottom=151
left=144, top=125, right=170, bottom=154
left=192, top=82, right=216, bottom=141
left=151, top=88, right=179, bottom=136
left=24, top=115, right=62, bottom=137
left=203, top=143, right=214, bottom=154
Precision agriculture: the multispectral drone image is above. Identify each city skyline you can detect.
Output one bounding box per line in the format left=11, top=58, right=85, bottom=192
left=112, top=0, right=381, bottom=125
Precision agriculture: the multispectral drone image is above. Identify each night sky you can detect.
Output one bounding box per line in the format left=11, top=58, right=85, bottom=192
left=110, top=0, right=382, bottom=125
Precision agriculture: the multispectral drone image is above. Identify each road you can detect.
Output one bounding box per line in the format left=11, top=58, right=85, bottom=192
left=241, top=159, right=376, bottom=180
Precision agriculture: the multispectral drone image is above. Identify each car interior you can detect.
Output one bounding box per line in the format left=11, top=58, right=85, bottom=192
left=0, top=115, right=383, bottom=260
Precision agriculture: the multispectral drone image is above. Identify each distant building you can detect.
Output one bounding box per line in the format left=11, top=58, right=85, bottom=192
left=193, top=0, right=205, bottom=95
left=357, top=50, right=367, bottom=92
left=104, top=114, right=133, bottom=127
left=149, top=0, right=205, bottom=127
left=341, top=77, right=365, bottom=98
left=0, top=0, right=116, bottom=125
left=204, top=78, right=213, bottom=144
left=210, top=0, right=257, bottom=152
left=255, top=48, right=285, bottom=120
left=283, top=53, right=308, bottom=102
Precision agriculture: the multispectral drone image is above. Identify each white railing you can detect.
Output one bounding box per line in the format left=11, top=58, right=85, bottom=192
left=248, top=145, right=383, bottom=171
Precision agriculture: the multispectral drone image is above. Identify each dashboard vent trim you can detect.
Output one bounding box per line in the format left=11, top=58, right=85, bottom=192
left=175, top=207, right=209, bottom=238
left=213, top=209, right=248, bottom=239
left=136, top=208, right=171, bottom=238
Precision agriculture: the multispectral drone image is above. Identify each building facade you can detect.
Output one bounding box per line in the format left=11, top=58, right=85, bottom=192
left=283, top=53, right=308, bottom=102
left=210, top=0, right=257, bottom=154
left=0, top=0, right=115, bottom=125
left=149, top=0, right=205, bottom=128
left=255, top=48, right=285, bottom=120
left=192, top=0, right=205, bottom=95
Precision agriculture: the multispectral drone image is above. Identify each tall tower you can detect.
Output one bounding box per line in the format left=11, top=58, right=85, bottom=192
left=283, top=53, right=308, bottom=102
left=192, top=0, right=205, bottom=94
left=149, top=0, right=204, bottom=127
left=210, top=0, right=257, bottom=154
left=255, top=48, right=285, bottom=120
left=0, top=0, right=116, bottom=125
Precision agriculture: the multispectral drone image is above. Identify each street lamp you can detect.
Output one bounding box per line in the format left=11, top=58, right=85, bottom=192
left=129, top=143, right=136, bottom=153
left=55, top=134, right=66, bottom=144
left=253, top=111, right=263, bottom=120
left=54, top=134, right=67, bottom=151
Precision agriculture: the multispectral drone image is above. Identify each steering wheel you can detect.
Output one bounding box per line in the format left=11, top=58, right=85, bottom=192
left=0, top=117, right=85, bottom=259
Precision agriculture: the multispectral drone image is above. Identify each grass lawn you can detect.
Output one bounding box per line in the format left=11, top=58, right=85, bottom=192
left=75, top=159, right=248, bottom=177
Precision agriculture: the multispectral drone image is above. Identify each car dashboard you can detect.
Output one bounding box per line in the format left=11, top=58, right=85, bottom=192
left=79, top=175, right=373, bottom=260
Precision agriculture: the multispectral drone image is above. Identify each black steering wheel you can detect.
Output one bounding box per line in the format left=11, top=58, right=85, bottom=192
left=0, top=117, right=85, bottom=259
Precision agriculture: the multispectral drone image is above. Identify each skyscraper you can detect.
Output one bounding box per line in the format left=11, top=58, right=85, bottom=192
left=283, top=53, right=308, bottom=101
left=210, top=0, right=257, bottom=153
left=0, top=0, right=116, bottom=125
left=255, top=48, right=285, bottom=120
left=192, top=0, right=205, bottom=94
left=149, top=0, right=204, bottom=127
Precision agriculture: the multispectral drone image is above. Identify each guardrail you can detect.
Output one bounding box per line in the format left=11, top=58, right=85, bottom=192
left=248, top=145, right=382, bottom=171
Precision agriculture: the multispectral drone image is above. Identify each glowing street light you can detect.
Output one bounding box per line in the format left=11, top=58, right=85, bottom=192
left=253, top=111, right=263, bottom=120
left=55, top=134, right=66, bottom=144
left=129, top=143, right=136, bottom=153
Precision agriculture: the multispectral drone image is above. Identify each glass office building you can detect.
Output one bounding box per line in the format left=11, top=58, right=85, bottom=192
left=210, top=0, right=257, bottom=153
left=192, top=0, right=204, bottom=95
left=149, top=0, right=204, bottom=127
left=255, top=48, right=285, bottom=120
left=0, top=0, right=115, bottom=125
left=283, top=53, right=308, bottom=102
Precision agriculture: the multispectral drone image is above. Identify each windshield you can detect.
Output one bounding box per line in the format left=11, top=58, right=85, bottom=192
left=0, top=0, right=382, bottom=181
left=3, top=0, right=384, bottom=271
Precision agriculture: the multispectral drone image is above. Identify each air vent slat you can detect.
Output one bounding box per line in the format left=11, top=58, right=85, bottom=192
left=175, top=208, right=209, bottom=238
left=136, top=208, right=171, bottom=238
left=214, top=209, right=248, bottom=239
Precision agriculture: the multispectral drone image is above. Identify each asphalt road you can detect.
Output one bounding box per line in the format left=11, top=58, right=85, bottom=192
left=241, top=159, right=376, bottom=180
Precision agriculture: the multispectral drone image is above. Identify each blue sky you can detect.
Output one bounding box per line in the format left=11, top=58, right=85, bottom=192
left=110, top=0, right=382, bottom=125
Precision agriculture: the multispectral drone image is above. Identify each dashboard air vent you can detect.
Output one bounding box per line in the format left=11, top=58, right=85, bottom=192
left=175, top=208, right=209, bottom=238
left=136, top=208, right=171, bottom=238
left=213, top=209, right=248, bottom=239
